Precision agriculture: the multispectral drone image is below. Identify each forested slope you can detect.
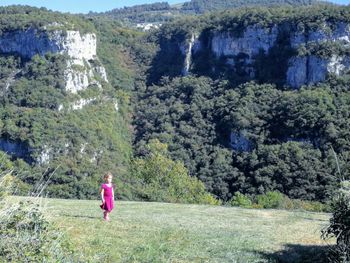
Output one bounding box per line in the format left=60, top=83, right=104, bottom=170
left=132, top=4, right=350, bottom=201
left=1, top=4, right=349, bottom=204
left=0, top=6, right=136, bottom=199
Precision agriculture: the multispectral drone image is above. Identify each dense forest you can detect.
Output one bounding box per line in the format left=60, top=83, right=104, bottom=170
left=181, top=0, right=323, bottom=13
left=132, top=4, right=350, bottom=202
left=0, top=3, right=350, bottom=206
left=1, top=3, right=350, bottom=262
left=0, top=6, right=135, bottom=199
left=88, top=0, right=324, bottom=25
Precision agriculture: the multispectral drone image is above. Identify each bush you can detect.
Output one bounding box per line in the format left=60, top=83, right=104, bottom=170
left=0, top=200, right=74, bottom=262
left=0, top=173, right=14, bottom=201
left=322, top=180, right=350, bottom=262
left=229, top=192, right=253, bottom=208
left=256, top=191, right=285, bottom=209
left=132, top=139, right=220, bottom=205
left=227, top=190, right=330, bottom=212
left=0, top=174, right=74, bottom=262
left=290, top=199, right=330, bottom=212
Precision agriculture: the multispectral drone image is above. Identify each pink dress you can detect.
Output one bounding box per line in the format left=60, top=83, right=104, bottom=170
left=100, top=183, right=114, bottom=212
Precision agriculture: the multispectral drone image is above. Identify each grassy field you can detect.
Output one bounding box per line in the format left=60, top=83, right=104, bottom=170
left=14, top=196, right=334, bottom=263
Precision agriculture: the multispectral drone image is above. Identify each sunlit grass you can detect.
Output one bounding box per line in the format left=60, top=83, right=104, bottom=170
left=10, top=196, right=335, bottom=262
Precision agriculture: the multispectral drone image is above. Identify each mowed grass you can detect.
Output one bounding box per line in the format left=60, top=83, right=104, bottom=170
left=12, top=196, right=334, bottom=262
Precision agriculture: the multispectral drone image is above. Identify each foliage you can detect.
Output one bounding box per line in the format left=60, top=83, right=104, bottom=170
left=92, top=17, right=138, bottom=91
left=0, top=7, right=138, bottom=200
left=0, top=173, right=13, bottom=201
left=133, top=74, right=348, bottom=201
left=145, top=5, right=350, bottom=85
left=0, top=200, right=74, bottom=262
left=131, top=139, right=220, bottom=205
left=91, top=2, right=178, bottom=24
left=322, top=180, right=350, bottom=262
left=229, top=192, right=252, bottom=208
left=2, top=3, right=350, bottom=207
left=229, top=190, right=330, bottom=212
left=256, top=191, right=285, bottom=209
left=181, top=0, right=321, bottom=14
left=0, top=175, right=74, bottom=262
left=0, top=5, right=95, bottom=34
left=88, top=0, right=329, bottom=24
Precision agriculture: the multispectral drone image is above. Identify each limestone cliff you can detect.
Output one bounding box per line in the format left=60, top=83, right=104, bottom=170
left=0, top=28, right=108, bottom=93
left=0, top=27, right=112, bottom=164
left=173, top=22, right=350, bottom=88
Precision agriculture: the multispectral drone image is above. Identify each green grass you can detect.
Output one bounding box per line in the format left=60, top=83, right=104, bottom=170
left=11, top=196, right=334, bottom=262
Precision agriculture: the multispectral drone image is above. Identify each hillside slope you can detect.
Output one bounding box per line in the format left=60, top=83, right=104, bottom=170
left=132, top=4, right=350, bottom=201
left=35, top=196, right=332, bottom=262
left=0, top=6, right=135, bottom=199
left=89, top=0, right=326, bottom=25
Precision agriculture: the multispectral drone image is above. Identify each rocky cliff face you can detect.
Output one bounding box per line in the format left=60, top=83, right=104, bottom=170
left=211, top=25, right=278, bottom=59
left=178, top=22, right=350, bottom=88
left=287, top=22, right=350, bottom=88
left=0, top=27, right=112, bottom=164
left=179, top=34, right=201, bottom=76
left=286, top=55, right=350, bottom=88
left=0, top=28, right=108, bottom=93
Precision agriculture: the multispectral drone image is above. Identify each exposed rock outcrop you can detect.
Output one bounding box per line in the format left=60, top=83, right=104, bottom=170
left=211, top=25, right=278, bottom=59
left=171, top=22, right=350, bottom=88
left=0, top=28, right=108, bottom=93
left=287, top=22, right=350, bottom=88
left=180, top=34, right=200, bottom=76
left=287, top=55, right=350, bottom=88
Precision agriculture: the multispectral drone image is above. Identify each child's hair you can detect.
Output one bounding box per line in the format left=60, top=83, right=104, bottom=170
left=103, top=172, right=113, bottom=181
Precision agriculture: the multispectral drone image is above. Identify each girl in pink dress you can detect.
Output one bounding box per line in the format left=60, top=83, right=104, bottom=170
left=99, top=172, right=115, bottom=221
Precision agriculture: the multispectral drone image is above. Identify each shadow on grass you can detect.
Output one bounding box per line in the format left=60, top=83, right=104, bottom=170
left=59, top=213, right=101, bottom=219
left=259, top=244, right=333, bottom=263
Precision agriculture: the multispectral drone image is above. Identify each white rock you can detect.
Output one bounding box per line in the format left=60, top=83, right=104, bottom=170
left=37, top=146, right=51, bottom=165
left=211, top=25, right=278, bottom=58
left=179, top=34, right=201, bottom=76
left=95, top=66, right=108, bottom=82
left=327, top=55, right=346, bottom=75
left=114, top=100, right=119, bottom=112
left=80, top=143, right=87, bottom=154
left=0, top=28, right=108, bottom=93
left=71, top=98, right=96, bottom=110
left=287, top=55, right=350, bottom=88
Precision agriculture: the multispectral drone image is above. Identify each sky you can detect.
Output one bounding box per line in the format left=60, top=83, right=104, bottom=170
left=0, top=0, right=348, bottom=14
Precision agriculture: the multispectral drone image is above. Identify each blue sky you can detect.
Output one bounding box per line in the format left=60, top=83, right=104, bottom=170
left=0, top=0, right=348, bottom=13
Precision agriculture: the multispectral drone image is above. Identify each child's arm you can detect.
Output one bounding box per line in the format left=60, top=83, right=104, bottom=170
left=100, top=187, right=105, bottom=203
left=112, top=187, right=115, bottom=200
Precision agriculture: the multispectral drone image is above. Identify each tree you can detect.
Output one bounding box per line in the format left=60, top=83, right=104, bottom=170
left=131, top=139, right=220, bottom=205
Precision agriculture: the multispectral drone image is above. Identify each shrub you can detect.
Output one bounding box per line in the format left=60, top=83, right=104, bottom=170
left=229, top=192, right=253, bottom=208
left=278, top=195, right=330, bottom=212
left=0, top=174, right=74, bottom=262
left=132, top=139, right=220, bottom=205
left=0, top=173, right=14, bottom=201
left=256, top=191, right=285, bottom=209
left=227, top=190, right=329, bottom=211
left=290, top=199, right=330, bottom=212
left=0, top=200, right=74, bottom=262
left=322, top=180, right=350, bottom=262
